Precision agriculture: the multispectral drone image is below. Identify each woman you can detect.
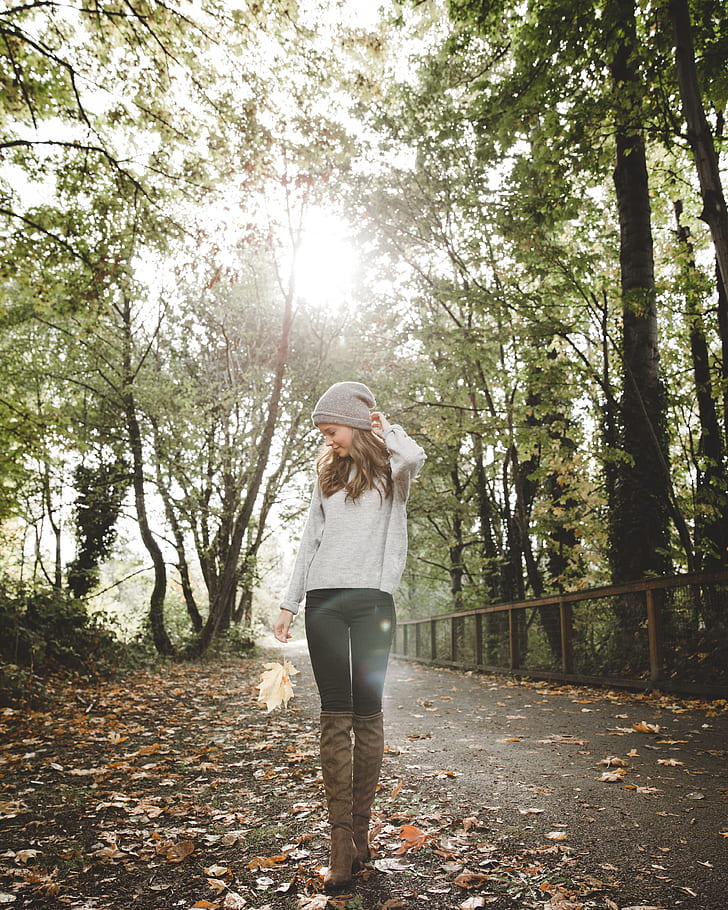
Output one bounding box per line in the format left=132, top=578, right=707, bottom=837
left=273, top=380, right=425, bottom=891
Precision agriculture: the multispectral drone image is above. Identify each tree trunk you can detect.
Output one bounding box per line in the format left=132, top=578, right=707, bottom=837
left=154, top=456, right=203, bottom=633
left=716, top=263, right=728, bottom=445
left=674, top=201, right=728, bottom=570
left=669, top=0, right=728, bottom=296
left=449, top=464, right=465, bottom=609
left=186, top=290, right=295, bottom=657
left=121, top=296, right=174, bottom=657
left=472, top=434, right=503, bottom=600
left=42, top=461, right=63, bottom=590
left=606, top=0, right=672, bottom=582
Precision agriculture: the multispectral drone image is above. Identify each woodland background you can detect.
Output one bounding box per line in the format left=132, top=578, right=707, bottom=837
left=1, top=0, right=728, bottom=695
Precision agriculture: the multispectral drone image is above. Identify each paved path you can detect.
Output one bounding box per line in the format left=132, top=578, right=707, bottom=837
left=274, top=634, right=728, bottom=909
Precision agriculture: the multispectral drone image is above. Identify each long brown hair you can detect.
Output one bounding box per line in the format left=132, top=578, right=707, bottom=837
left=317, top=428, right=393, bottom=502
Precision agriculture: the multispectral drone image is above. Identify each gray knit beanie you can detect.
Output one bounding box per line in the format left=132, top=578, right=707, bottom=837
left=311, top=381, right=376, bottom=430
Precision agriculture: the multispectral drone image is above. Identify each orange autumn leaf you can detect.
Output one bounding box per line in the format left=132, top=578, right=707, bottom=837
left=598, top=769, right=628, bottom=781
left=453, top=870, right=491, bottom=889
left=166, top=839, right=195, bottom=862
left=245, top=854, right=287, bottom=870
left=396, top=824, right=432, bottom=853
left=632, top=721, right=661, bottom=734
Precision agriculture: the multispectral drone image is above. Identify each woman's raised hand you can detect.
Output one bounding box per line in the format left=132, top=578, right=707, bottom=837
left=370, top=411, right=391, bottom=438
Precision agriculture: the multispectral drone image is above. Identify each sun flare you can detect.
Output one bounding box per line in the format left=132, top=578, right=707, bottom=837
left=292, top=209, right=359, bottom=313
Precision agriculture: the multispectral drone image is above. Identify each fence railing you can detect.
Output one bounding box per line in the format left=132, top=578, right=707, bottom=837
left=392, top=569, right=728, bottom=697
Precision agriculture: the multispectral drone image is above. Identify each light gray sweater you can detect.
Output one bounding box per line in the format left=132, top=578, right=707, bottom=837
left=280, top=425, right=426, bottom=614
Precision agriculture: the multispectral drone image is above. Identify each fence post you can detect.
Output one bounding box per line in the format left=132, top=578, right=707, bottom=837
left=646, top=586, right=663, bottom=683
left=509, top=609, right=521, bottom=669
left=415, top=622, right=421, bottom=659
left=450, top=617, right=456, bottom=662
left=560, top=600, right=574, bottom=675
left=475, top=613, right=483, bottom=666
left=430, top=619, right=437, bottom=661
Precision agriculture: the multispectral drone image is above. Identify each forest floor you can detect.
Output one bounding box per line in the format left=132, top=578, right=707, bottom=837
left=1, top=635, right=727, bottom=910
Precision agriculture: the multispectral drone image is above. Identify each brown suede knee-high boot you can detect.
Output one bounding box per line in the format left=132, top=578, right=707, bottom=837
left=319, top=712, right=359, bottom=890
left=352, top=711, right=385, bottom=864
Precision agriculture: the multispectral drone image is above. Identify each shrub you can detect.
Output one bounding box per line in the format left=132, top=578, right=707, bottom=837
left=0, top=578, right=122, bottom=701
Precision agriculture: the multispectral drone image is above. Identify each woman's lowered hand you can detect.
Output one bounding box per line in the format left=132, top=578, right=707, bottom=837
left=273, top=609, right=293, bottom=643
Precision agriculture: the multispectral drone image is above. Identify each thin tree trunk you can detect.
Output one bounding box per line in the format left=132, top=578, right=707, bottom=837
left=716, top=264, right=728, bottom=445
left=121, top=295, right=174, bottom=657
left=154, top=455, right=203, bottom=633
left=674, top=201, right=728, bottom=570
left=669, top=0, right=728, bottom=295
left=41, top=462, right=63, bottom=590
left=472, top=434, right=502, bottom=600
left=448, top=462, right=466, bottom=609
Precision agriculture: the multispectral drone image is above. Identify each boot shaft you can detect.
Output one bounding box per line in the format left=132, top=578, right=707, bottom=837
left=352, top=711, right=385, bottom=862
left=319, top=712, right=354, bottom=825
left=319, top=712, right=357, bottom=889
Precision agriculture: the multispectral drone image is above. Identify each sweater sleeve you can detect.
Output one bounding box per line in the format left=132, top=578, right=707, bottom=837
left=384, top=424, right=426, bottom=490
left=279, top=482, right=325, bottom=615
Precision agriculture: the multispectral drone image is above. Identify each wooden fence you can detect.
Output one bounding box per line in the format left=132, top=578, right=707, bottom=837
left=392, top=569, right=728, bottom=698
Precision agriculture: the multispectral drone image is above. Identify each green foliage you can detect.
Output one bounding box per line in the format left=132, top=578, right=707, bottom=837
left=0, top=578, right=122, bottom=702
left=206, top=626, right=258, bottom=659
left=67, top=459, right=131, bottom=598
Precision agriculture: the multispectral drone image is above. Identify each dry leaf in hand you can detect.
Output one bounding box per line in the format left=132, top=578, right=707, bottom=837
left=257, top=659, right=299, bottom=712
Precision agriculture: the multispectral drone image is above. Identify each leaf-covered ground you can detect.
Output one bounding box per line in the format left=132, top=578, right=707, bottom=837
left=1, top=642, right=726, bottom=910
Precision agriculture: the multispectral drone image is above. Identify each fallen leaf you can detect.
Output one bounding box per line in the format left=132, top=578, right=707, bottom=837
left=12, top=849, right=41, bottom=864
left=397, top=824, right=432, bottom=853
left=453, top=870, right=490, bottom=889
left=598, top=769, right=628, bottom=781
left=165, top=839, right=195, bottom=862
left=373, top=857, right=413, bottom=873
left=92, top=843, right=127, bottom=863
left=459, top=898, right=487, bottom=909
left=633, top=721, right=661, bottom=734
left=204, top=864, right=231, bottom=877
left=246, top=854, right=287, bottom=870
left=298, top=896, right=330, bottom=910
